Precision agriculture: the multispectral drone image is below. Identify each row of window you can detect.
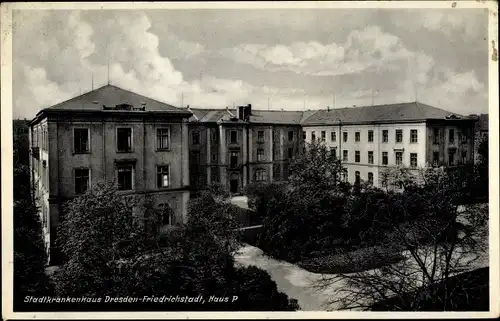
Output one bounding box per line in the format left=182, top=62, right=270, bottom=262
left=306, top=128, right=469, bottom=144
left=338, top=150, right=419, bottom=167
left=74, top=165, right=171, bottom=194
left=192, top=129, right=297, bottom=145
left=73, top=127, right=170, bottom=154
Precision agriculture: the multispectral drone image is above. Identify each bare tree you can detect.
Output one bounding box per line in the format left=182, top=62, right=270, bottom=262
left=315, top=166, right=488, bottom=311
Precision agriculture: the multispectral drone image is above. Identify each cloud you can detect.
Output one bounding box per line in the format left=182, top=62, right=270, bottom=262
left=220, top=26, right=433, bottom=77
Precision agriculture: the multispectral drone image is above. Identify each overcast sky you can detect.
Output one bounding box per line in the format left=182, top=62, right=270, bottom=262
left=12, top=7, right=489, bottom=119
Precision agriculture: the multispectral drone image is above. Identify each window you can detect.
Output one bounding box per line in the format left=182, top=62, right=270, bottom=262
left=331, top=131, right=336, bottom=142
left=368, top=130, right=374, bottom=142
left=355, top=171, right=361, bottom=186
left=192, top=130, right=200, bottom=145
left=211, top=154, right=217, bottom=162
left=449, top=129, right=455, bottom=143
left=395, top=151, right=403, bottom=166
left=461, top=130, right=468, bottom=143
left=257, top=130, right=265, bottom=142
left=355, top=150, right=360, bottom=163
left=230, top=151, right=239, bottom=168
left=159, top=203, right=174, bottom=226
left=344, top=170, right=348, bottom=182
left=461, top=150, right=468, bottom=164
left=382, top=152, right=388, bottom=165
left=368, top=151, right=374, bottom=164
left=156, top=166, right=170, bottom=188
left=396, top=129, right=403, bottom=143
left=321, top=131, right=326, bottom=141
left=343, top=150, right=348, bottom=162
left=331, top=148, right=337, bottom=159
left=432, top=152, right=440, bottom=166
left=433, top=128, right=440, bottom=144
left=230, top=130, right=238, bottom=143
left=410, top=153, right=418, bottom=168
left=212, top=129, right=217, bottom=141
left=74, top=128, right=89, bottom=153
left=368, top=172, right=374, bottom=185
left=288, top=131, right=294, bottom=141
left=288, top=147, right=294, bottom=159
left=156, top=128, right=170, bottom=150
left=343, top=132, right=348, bottom=142
left=211, top=168, right=219, bottom=183
left=410, top=129, right=418, bottom=143
left=74, top=168, right=90, bottom=195
left=311, top=131, right=316, bottom=141
left=255, top=169, right=266, bottom=182
left=382, top=130, right=388, bottom=143
left=302, top=131, right=307, bottom=140
left=257, top=148, right=265, bottom=162
left=117, top=128, right=132, bottom=152
left=117, top=164, right=133, bottom=190
left=355, top=131, right=360, bottom=142
left=448, top=149, right=456, bottom=165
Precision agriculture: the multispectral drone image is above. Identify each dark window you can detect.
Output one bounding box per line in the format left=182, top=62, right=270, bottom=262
left=433, top=128, right=440, bottom=144
left=343, top=132, right=348, bottom=142
left=461, top=150, right=468, bottom=164
left=396, top=129, right=403, bottom=143
left=156, top=128, right=170, bottom=150
left=257, top=148, right=265, bottom=162
left=461, top=130, right=468, bottom=143
left=355, top=132, right=360, bottom=142
left=368, top=151, right=374, bottom=164
left=410, top=129, right=418, bottom=143
left=117, top=165, right=133, bottom=190
left=288, top=147, right=294, bottom=159
left=355, top=171, right=361, bottom=185
left=311, top=131, right=316, bottom=141
left=302, top=131, right=307, bottom=140
left=355, top=150, right=360, bottom=163
left=230, top=151, right=239, bottom=168
left=396, top=151, right=403, bottom=165
left=433, top=152, right=440, bottom=166
left=368, top=172, right=373, bottom=185
left=159, top=203, right=174, bottom=226
left=321, top=131, right=326, bottom=141
left=211, top=154, right=217, bottom=162
left=382, top=130, right=388, bottom=143
left=212, top=129, right=217, bottom=141
left=331, top=131, right=336, bottom=142
left=368, top=130, right=374, bottom=142
left=156, top=166, right=169, bottom=188
left=117, top=128, right=132, bottom=152
left=343, top=150, right=348, bottom=162
left=258, top=130, right=265, bottom=142
left=448, top=149, right=456, bottom=165
left=410, top=153, right=418, bottom=168
left=288, top=131, right=294, bottom=141
left=230, top=130, right=238, bottom=143
left=255, top=169, right=266, bottom=182
left=211, top=168, right=219, bottom=182
left=74, top=128, right=89, bottom=153
left=331, top=148, right=337, bottom=159
left=449, top=129, right=455, bottom=143
left=74, top=168, right=90, bottom=194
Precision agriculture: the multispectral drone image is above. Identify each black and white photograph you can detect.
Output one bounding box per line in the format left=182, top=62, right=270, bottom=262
left=1, top=1, right=498, bottom=319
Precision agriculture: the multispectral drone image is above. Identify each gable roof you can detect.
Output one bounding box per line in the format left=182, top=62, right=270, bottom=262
left=44, top=85, right=185, bottom=113
left=301, top=102, right=464, bottom=125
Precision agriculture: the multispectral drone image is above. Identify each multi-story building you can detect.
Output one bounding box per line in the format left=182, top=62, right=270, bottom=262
left=187, top=104, right=304, bottom=193
left=301, top=102, right=477, bottom=187
left=29, top=85, right=192, bottom=264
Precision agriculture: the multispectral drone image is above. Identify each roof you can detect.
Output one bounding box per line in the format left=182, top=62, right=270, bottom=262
left=188, top=102, right=467, bottom=126
left=43, top=85, right=186, bottom=113
left=301, top=102, right=465, bottom=125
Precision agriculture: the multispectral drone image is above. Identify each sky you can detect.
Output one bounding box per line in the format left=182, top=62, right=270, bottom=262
left=12, top=7, right=490, bottom=119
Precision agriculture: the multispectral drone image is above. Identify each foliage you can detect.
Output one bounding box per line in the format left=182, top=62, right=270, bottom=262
left=314, top=168, right=489, bottom=311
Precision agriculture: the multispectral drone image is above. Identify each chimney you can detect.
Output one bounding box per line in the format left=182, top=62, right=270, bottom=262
left=237, top=105, right=245, bottom=121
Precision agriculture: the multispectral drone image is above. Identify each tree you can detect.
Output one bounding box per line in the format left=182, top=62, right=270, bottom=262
left=315, top=167, right=488, bottom=311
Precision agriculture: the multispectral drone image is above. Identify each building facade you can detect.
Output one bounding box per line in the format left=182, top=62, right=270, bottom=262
left=29, top=85, right=192, bottom=264
left=302, top=103, right=477, bottom=187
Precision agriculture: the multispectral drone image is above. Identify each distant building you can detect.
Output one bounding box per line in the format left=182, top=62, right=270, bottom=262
left=301, top=102, right=477, bottom=187
left=29, top=85, right=192, bottom=264
left=472, top=113, right=488, bottom=163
